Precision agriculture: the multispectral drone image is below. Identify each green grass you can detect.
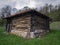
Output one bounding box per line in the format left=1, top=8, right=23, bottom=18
left=0, top=22, right=60, bottom=45
left=50, top=21, right=60, bottom=30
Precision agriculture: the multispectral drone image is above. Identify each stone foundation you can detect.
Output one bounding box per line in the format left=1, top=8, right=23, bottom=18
left=10, top=29, right=48, bottom=38
left=11, top=30, right=29, bottom=38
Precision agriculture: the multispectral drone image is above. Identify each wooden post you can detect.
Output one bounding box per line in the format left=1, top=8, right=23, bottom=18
left=6, top=19, right=11, bottom=32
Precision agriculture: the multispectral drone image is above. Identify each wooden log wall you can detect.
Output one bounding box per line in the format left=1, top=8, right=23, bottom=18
left=11, top=15, right=31, bottom=32
left=31, top=15, right=49, bottom=30
left=31, top=15, right=49, bottom=38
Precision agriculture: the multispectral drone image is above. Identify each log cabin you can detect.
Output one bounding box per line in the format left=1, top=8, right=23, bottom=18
left=3, top=9, right=52, bottom=38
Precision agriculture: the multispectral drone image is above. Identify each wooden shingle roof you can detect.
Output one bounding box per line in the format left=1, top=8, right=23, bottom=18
left=3, top=9, right=52, bottom=21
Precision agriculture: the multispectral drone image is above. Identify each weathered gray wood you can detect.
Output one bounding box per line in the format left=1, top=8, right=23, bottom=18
left=6, top=19, right=12, bottom=32
left=11, top=15, right=31, bottom=31
left=6, top=12, right=50, bottom=38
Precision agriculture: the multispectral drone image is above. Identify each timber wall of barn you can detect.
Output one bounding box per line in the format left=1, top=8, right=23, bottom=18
left=31, top=15, right=49, bottom=31
left=31, top=15, right=49, bottom=38
left=11, top=15, right=31, bottom=38
left=9, top=14, right=49, bottom=38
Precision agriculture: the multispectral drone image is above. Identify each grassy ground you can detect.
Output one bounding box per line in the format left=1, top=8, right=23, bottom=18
left=0, top=21, right=60, bottom=45
left=50, top=21, right=60, bottom=30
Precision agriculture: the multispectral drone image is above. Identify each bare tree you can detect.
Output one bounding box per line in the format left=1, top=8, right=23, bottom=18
left=39, top=4, right=49, bottom=15
left=49, top=4, right=53, bottom=12
left=1, top=5, right=11, bottom=18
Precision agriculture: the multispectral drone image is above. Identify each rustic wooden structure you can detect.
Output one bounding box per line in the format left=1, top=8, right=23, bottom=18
left=3, top=9, right=52, bottom=38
